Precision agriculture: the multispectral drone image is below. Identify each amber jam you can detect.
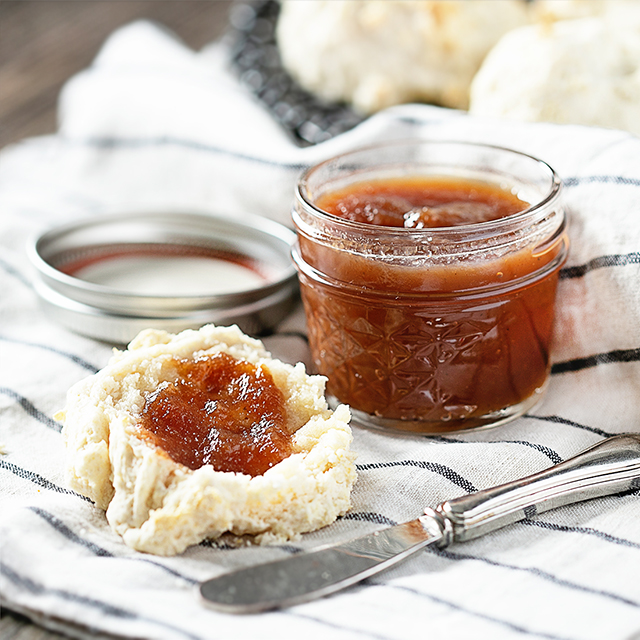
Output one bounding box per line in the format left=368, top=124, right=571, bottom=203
left=316, top=176, right=528, bottom=228
left=139, top=352, right=293, bottom=476
left=292, top=142, right=568, bottom=434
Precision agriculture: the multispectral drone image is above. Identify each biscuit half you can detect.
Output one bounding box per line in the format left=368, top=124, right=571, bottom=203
left=58, top=324, right=356, bottom=556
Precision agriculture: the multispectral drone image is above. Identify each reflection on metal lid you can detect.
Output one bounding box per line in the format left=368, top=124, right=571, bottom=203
left=61, top=243, right=268, bottom=295
left=29, top=211, right=299, bottom=344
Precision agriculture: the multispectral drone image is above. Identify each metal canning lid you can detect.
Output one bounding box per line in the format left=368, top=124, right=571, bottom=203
left=29, top=211, right=299, bottom=344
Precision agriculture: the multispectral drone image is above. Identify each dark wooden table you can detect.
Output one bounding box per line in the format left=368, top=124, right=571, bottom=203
left=0, top=3, right=232, bottom=635
left=0, top=0, right=232, bottom=149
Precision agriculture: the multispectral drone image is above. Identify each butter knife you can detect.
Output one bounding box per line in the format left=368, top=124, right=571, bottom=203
left=200, top=434, right=640, bottom=613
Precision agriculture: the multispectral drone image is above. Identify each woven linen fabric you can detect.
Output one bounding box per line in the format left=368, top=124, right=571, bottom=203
left=2, top=21, right=640, bottom=640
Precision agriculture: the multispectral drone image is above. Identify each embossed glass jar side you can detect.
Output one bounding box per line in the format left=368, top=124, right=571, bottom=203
left=292, top=141, right=568, bottom=434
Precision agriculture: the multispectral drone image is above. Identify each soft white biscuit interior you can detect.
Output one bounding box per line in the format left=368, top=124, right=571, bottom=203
left=59, top=324, right=356, bottom=556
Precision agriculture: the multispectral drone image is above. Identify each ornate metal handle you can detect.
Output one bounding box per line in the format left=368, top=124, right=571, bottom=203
left=434, top=434, right=640, bottom=545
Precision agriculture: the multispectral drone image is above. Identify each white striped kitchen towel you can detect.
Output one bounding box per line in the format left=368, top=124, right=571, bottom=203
left=1, top=19, right=640, bottom=640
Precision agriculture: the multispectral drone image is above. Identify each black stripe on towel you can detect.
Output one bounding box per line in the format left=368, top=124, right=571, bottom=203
left=564, top=175, right=640, bottom=188
left=560, top=252, right=640, bottom=279
left=291, top=611, right=395, bottom=640
left=381, top=583, right=582, bottom=640
left=0, top=459, right=90, bottom=502
left=431, top=545, right=640, bottom=609
left=0, top=563, right=205, bottom=640
left=29, top=507, right=199, bottom=584
left=552, top=348, right=640, bottom=375
left=357, top=460, right=477, bottom=493
left=523, top=520, right=640, bottom=549
left=0, top=256, right=32, bottom=288
left=525, top=414, right=613, bottom=438
left=0, top=387, right=61, bottom=432
left=428, top=435, right=563, bottom=465
left=29, top=507, right=113, bottom=557
left=503, top=440, right=563, bottom=464
left=62, top=134, right=307, bottom=172
left=342, top=511, right=398, bottom=527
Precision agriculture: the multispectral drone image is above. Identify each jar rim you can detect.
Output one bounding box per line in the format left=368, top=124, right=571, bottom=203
left=296, top=139, right=562, bottom=237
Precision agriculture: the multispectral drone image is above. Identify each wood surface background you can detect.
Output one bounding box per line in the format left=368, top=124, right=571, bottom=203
left=1, top=0, right=231, bottom=147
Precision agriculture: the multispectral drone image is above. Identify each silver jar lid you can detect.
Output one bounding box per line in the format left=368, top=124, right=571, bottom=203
left=29, top=211, right=298, bottom=344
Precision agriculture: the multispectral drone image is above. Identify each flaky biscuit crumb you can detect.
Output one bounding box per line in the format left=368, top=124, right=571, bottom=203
left=59, top=324, right=356, bottom=555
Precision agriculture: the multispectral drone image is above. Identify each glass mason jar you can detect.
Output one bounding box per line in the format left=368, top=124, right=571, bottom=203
left=291, top=140, right=569, bottom=435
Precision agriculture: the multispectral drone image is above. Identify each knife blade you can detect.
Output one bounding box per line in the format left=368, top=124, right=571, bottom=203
left=200, top=512, right=445, bottom=613
left=199, top=434, right=640, bottom=613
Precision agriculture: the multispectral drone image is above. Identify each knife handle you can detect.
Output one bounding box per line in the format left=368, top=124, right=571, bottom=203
left=434, top=434, right=640, bottom=544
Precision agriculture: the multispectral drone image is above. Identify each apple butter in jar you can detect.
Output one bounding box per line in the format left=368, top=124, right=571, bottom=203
left=292, top=141, right=568, bottom=434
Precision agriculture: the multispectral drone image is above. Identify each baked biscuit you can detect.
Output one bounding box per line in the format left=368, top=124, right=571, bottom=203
left=469, top=15, right=640, bottom=136
left=58, top=324, right=356, bottom=555
left=276, top=0, right=529, bottom=113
